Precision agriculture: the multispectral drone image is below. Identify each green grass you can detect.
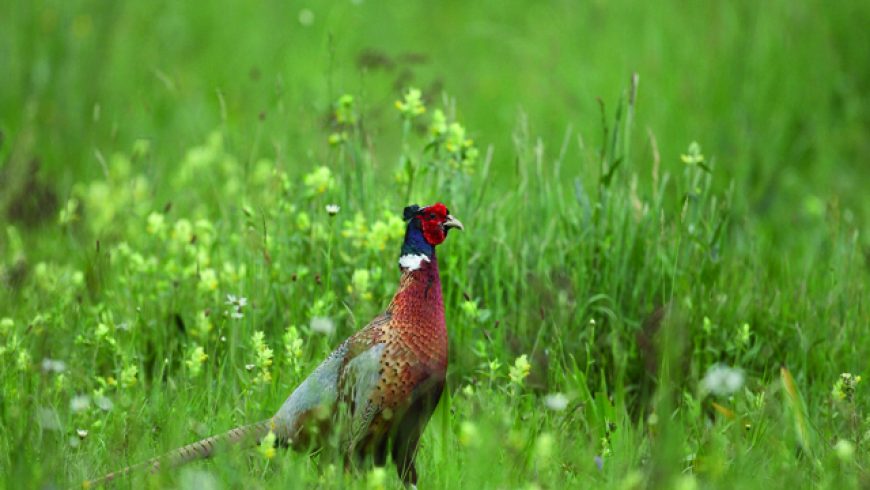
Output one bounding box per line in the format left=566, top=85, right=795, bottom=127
left=1, top=1, right=869, bottom=488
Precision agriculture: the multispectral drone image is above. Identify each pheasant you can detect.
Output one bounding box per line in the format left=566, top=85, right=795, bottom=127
left=84, top=202, right=463, bottom=488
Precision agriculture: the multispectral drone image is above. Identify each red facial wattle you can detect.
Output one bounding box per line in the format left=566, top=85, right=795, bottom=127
left=417, top=203, right=450, bottom=246
left=420, top=219, right=447, bottom=245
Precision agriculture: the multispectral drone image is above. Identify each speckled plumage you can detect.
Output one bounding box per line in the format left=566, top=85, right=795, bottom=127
left=85, top=203, right=461, bottom=488
left=274, top=229, right=450, bottom=484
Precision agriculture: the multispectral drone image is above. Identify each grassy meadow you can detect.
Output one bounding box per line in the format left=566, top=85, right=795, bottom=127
left=1, top=0, right=869, bottom=488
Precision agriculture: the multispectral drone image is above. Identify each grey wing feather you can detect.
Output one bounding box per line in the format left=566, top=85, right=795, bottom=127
left=272, top=314, right=390, bottom=446
left=272, top=342, right=349, bottom=440
left=341, top=343, right=386, bottom=446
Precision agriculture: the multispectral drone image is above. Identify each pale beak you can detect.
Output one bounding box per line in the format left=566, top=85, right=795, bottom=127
left=443, top=215, right=464, bottom=231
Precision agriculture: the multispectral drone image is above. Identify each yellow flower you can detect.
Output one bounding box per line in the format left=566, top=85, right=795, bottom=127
left=335, top=95, right=357, bottom=125
left=366, top=467, right=387, bottom=490
left=395, top=87, right=426, bottom=119
left=132, top=139, right=151, bottom=159
left=460, top=299, right=480, bottom=318
left=185, top=345, right=208, bottom=378
left=259, top=430, right=277, bottom=459
left=680, top=141, right=705, bottom=166
left=488, top=359, right=502, bottom=381
left=738, top=323, right=751, bottom=345
left=58, top=198, right=80, bottom=225
left=194, top=219, right=215, bottom=246
left=832, top=372, right=861, bottom=402
left=445, top=122, right=467, bottom=153
left=146, top=212, right=166, bottom=236
left=198, top=268, right=219, bottom=293
left=534, top=432, right=554, bottom=462
left=507, top=429, right=526, bottom=450
left=120, top=365, right=138, bottom=388
left=674, top=475, right=699, bottom=490
left=303, top=166, right=335, bottom=195
left=509, top=354, right=531, bottom=386
left=222, top=262, right=247, bottom=284
left=0, top=317, right=13, bottom=333
left=296, top=211, right=311, bottom=231
left=172, top=219, right=192, bottom=244
left=350, top=269, right=371, bottom=300
left=328, top=132, right=348, bottom=146
left=834, top=439, right=855, bottom=461
left=367, top=211, right=406, bottom=252
left=16, top=350, right=31, bottom=371
left=459, top=420, right=480, bottom=447
left=252, top=331, right=274, bottom=384
left=429, top=109, right=447, bottom=137
left=341, top=212, right=369, bottom=249
left=283, top=326, right=304, bottom=374
left=95, top=322, right=116, bottom=346
left=194, top=311, right=213, bottom=339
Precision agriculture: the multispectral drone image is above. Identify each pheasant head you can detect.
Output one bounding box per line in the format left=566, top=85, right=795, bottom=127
left=399, top=202, right=463, bottom=270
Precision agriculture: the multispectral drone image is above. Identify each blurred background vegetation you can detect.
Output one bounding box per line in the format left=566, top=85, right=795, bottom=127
left=3, top=0, right=868, bottom=218
left=1, top=0, right=869, bottom=488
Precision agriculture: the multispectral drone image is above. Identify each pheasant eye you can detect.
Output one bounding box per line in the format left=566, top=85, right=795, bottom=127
left=428, top=213, right=436, bottom=220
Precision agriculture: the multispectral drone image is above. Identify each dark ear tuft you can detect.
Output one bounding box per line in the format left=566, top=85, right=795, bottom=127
left=403, top=205, right=421, bottom=220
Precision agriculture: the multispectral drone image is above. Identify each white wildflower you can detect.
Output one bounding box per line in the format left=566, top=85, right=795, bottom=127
left=325, top=204, right=340, bottom=216
left=225, top=294, right=248, bottom=319
left=701, top=364, right=745, bottom=396
left=41, top=358, right=67, bottom=374
left=70, top=395, right=91, bottom=413
left=178, top=469, right=219, bottom=490
left=311, top=317, right=335, bottom=336
left=543, top=393, right=569, bottom=411
left=226, top=294, right=248, bottom=307
left=38, top=408, right=61, bottom=431
left=534, top=432, right=555, bottom=461
left=297, top=8, right=314, bottom=26
left=94, top=396, right=113, bottom=411
left=834, top=439, right=855, bottom=461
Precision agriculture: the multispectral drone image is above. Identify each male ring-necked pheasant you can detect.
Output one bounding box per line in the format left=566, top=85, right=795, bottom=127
left=85, top=202, right=462, bottom=488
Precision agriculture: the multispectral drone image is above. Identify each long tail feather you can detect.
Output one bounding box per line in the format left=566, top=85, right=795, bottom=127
left=83, top=419, right=274, bottom=488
